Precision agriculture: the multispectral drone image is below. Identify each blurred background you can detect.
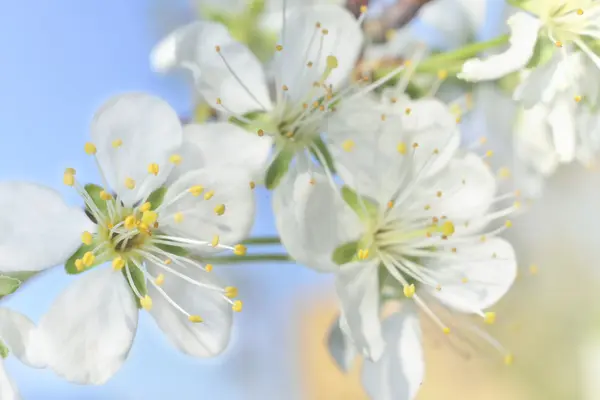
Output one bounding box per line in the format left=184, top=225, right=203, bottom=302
left=0, top=0, right=599, bottom=399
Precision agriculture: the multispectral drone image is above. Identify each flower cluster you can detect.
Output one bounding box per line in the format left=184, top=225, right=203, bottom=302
left=0, top=0, right=597, bottom=399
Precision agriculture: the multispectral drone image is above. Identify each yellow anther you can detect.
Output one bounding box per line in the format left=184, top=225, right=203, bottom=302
left=397, top=142, right=407, bottom=155
left=387, top=201, right=394, bottom=209
left=232, top=300, right=243, bottom=312
left=211, top=235, right=220, bottom=247
left=575, top=95, right=582, bottom=102
left=385, top=29, right=396, bottom=41
left=137, top=203, right=151, bottom=213
left=155, top=273, right=165, bottom=286
left=213, top=204, right=226, bottom=216
left=309, top=178, right=316, bottom=185
left=555, top=41, right=562, bottom=47
left=360, top=5, right=367, bottom=13
left=441, top=221, right=455, bottom=236
left=529, top=264, right=539, bottom=275
left=84, top=142, right=97, bottom=155
left=189, top=185, right=204, bottom=196
left=224, top=286, right=238, bottom=299
left=577, top=8, right=584, bottom=15
left=485, top=150, right=494, bottom=158
left=125, top=177, right=135, bottom=190
left=484, top=312, right=496, bottom=325
left=281, top=85, right=289, bottom=91
left=380, top=114, right=386, bottom=121
left=437, top=70, right=448, bottom=80
left=437, top=191, right=443, bottom=198
left=65, top=167, right=76, bottom=176
left=205, top=264, right=213, bottom=272
left=257, top=129, right=264, bottom=137
left=326, top=55, right=338, bottom=69
left=81, top=231, right=93, bottom=246
left=148, top=163, right=159, bottom=176
left=112, top=256, right=126, bottom=271
left=342, top=140, right=355, bottom=152
left=322, top=29, right=329, bottom=35
left=204, top=190, right=215, bottom=200
left=443, top=327, right=451, bottom=335
left=63, top=170, right=75, bottom=186
left=461, top=277, right=469, bottom=284
left=505, top=220, right=513, bottom=228
left=403, top=284, right=415, bottom=298
left=141, top=210, right=158, bottom=226
left=424, top=204, right=431, bottom=210
left=234, top=244, right=247, bottom=256
left=215, top=45, right=221, bottom=52
left=275, top=44, right=283, bottom=51
left=480, top=235, right=487, bottom=242
left=249, top=181, right=256, bottom=189
left=75, top=259, right=84, bottom=272
left=405, top=107, right=412, bottom=115
left=216, top=98, right=222, bottom=105
left=188, top=315, right=203, bottom=323
left=174, top=212, right=184, bottom=224
left=169, top=154, right=182, bottom=165
left=306, top=61, right=313, bottom=68
left=107, top=223, right=114, bottom=229
left=435, top=284, right=442, bottom=291
left=412, top=142, right=419, bottom=149
left=164, top=259, right=172, bottom=265
left=140, top=295, right=153, bottom=311
left=504, top=354, right=514, bottom=366
left=404, top=60, right=412, bottom=67
left=498, top=167, right=511, bottom=179
left=357, top=249, right=369, bottom=260
left=112, top=139, right=123, bottom=148
left=514, top=200, right=521, bottom=209
left=82, top=251, right=95, bottom=267
left=100, top=190, right=112, bottom=200
left=138, top=222, right=150, bottom=234
left=124, top=215, right=137, bottom=230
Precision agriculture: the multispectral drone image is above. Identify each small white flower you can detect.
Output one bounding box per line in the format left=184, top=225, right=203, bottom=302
left=0, top=93, right=255, bottom=385
left=277, top=94, right=518, bottom=397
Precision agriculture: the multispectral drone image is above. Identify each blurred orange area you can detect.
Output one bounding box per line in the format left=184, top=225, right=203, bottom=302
left=294, top=293, right=534, bottom=400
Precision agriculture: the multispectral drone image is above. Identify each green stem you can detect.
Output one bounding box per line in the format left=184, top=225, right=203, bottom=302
left=203, top=253, right=292, bottom=264
left=242, top=236, right=282, bottom=245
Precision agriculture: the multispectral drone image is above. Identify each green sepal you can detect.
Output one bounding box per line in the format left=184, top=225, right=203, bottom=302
left=0, top=276, right=21, bottom=296
left=122, top=264, right=147, bottom=309
left=0, top=340, right=8, bottom=359
left=341, top=186, right=380, bottom=222
left=332, top=241, right=359, bottom=265
left=526, top=39, right=554, bottom=69
left=146, top=187, right=167, bottom=210
left=265, top=147, right=295, bottom=190
left=154, top=243, right=189, bottom=258
left=84, top=183, right=108, bottom=216
left=64, top=242, right=102, bottom=274
left=497, top=71, right=521, bottom=95
left=310, top=136, right=336, bottom=174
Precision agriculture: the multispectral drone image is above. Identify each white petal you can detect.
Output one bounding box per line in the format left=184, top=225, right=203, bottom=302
left=548, top=96, right=576, bottom=163
left=0, top=309, right=46, bottom=368
left=38, top=267, right=138, bottom=385
left=151, top=21, right=272, bottom=115
left=515, top=105, right=559, bottom=176
left=278, top=5, right=363, bottom=104
left=0, top=359, right=20, bottom=400
left=427, top=238, right=517, bottom=313
left=327, top=314, right=357, bottom=372
left=146, top=262, right=232, bottom=357
left=160, top=167, right=255, bottom=256
left=335, top=260, right=385, bottom=361
left=273, top=167, right=362, bottom=273
left=362, top=305, right=424, bottom=400
left=90, top=93, right=183, bottom=207
left=458, top=12, right=541, bottom=81
left=0, top=182, right=93, bottom=272
left=167, top=123, right=273, bottom=185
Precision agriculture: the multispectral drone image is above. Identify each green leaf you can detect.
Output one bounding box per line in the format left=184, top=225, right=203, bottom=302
left=332, top=241, right=359, bottom=265
left=310, top=136, right=336, bottom=174
left=84, top=183, right=108, bottom=215
left=65, top=242, right=102, bottom=274
left=146, top=187, right=167, bottom=210
left=341, top=186, right=380, bottom=222
left=122, top=264, right=147, bottom=309
left=0, top=276, right=21, bottom=296
left=265, top=148, right=295, bottom=190
left=0, top=340, right=8, bottom=359
left=154, top=243, right=189, bottom=258
left=526, top=40, right=554, bottom=69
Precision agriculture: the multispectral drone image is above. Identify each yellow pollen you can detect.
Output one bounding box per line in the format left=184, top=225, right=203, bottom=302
left=140, top=295, right=153, bottom=311
left=357, top=249, right=369, bottom=260
left=189, top=185, right=204, bottom=196
left=82, top=252, right=95, bottom=267
left=360, top=5, right=367, bottom=13
left=387, top=201, right=394, bottom=209
left=461, top=277, right=469, bottom=284
left=412, top=142, right=419, bottom=149
left=100, top=190, right=112, bottom=200
left=125, top=177, right=135, bottom=190
left=505, top=220, right=513, bottom=228
left=249, top=181, right=256, bottom=189
left=437, top=191, right=442, bottom=197
left=137, top=203, right=150, bottom=213
left=322, top=29, right=329, bottom=35
left=397, top=142, right=407, bottom=155
left=443, top=327, right=451, bottom=335
left=577, top=8, right=584, bottom=15
left=205, top=264, right=213, bottom=272
left=442, top=221, right=455, bottom=236
left=155, top=273, right=165, bottom=286
left=112, top=139, right=123, bottom=148
left=484, top=312, right=496, bottom=325
left=211, top=235, right=220, bottom=247
left=214, top=204, right=226, bottom=216
left=405, top=107, right=412, bottom=115
left=204, top=190, right=215, bottom=200
left=424, top=204, right=431, bottom=210
left=485, top=150, right=493, bottom=158
left=169, top=154, right=182, bottom=165
left=342, top=140, right=355, bottom=152
left=63, top=170, right=75, bottom=186
left=147, top=163, right=159, bottom=176
left=141, top=210, right=158, bottom=226
left=326, top=55, right=338, bottom=69
left=84, top=142, right=97, bottom=155
left=385, top=29, right=396, bottom=41
left=275, top=44, right=283, bottom=51
left=188, top=315, right=203, bottom=323
left=575, top=95, right=582, bottom=102
left=498, top=167, right=511, bottom=179
left=504, top=354, right=514, bottom=366
left=403, top=284, right=415, bottom=298
left=124, top=215, right=137, bottom=230
left=174, top=212, right=184, bottom=224
left=234, top=244, right=247, bottom=256
left=404, top=60, right=412, bottom=67
left=107, top=223, right=114, bottom=229
left=380, top=114, right=386, bottom=121
left=437, top=70, right=448, bottom=80
left=309, top=178, right=316, bottom=185
left=75, top=259, right=84, bottom=272
left=216, top=98, right=222, bottom=105
left=164, top=259, right=172, bottom=265
left=480, top=235, right=487, bottom=242
left=555, top=41, right=562, bottom=47
left=224, top=286, right=238, bottom=299
left=514, top=200, right=522, bottom=209
left=257, top=129, right=264, bottom=136
left=232, top=300, right=243, bottom=312
left=81, top=231, right=93, bottom=245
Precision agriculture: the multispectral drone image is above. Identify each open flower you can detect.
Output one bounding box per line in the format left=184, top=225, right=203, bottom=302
left=277, top=93, right=518, bottom=397
left=0, top=93, right=255, bottom=384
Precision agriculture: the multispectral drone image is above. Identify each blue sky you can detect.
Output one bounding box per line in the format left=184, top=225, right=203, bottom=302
left=0, top=0, right=504, bottom=398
